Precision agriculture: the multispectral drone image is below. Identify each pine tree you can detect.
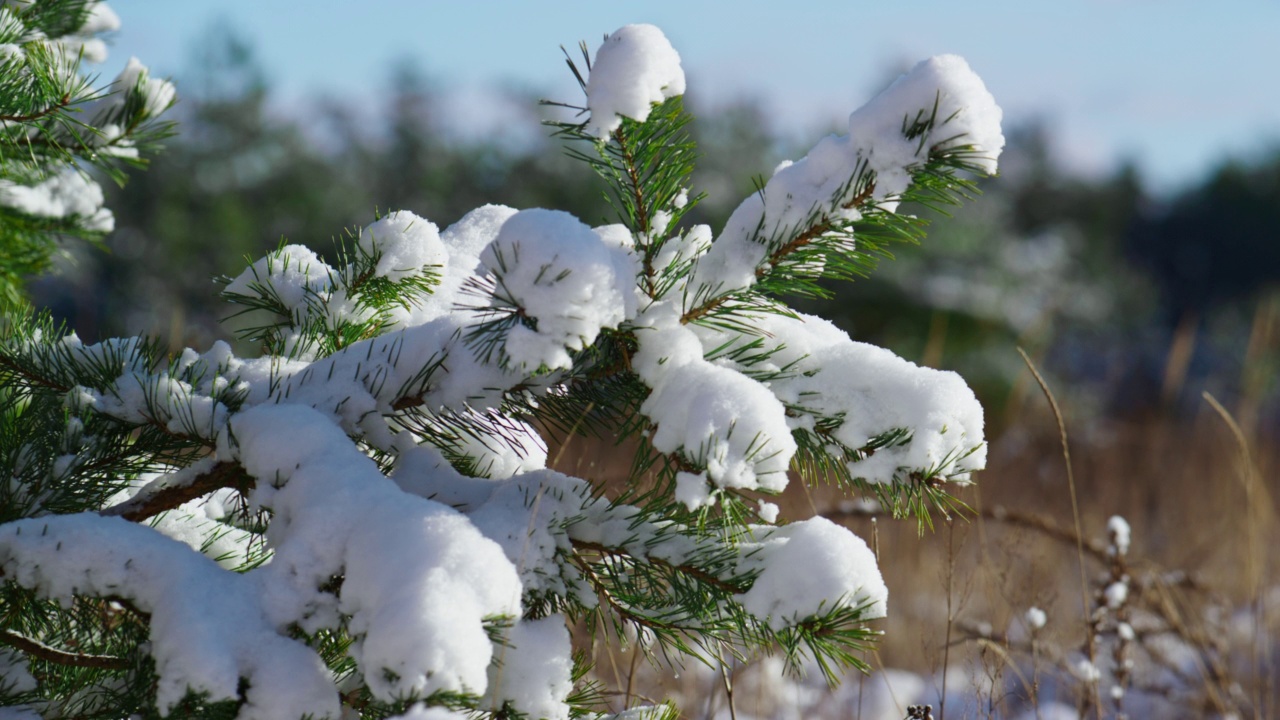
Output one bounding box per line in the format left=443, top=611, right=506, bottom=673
left=0, top=18, right=1003, bottom=720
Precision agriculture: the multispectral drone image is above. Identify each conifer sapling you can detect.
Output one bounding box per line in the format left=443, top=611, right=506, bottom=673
left=0, top=16, right=1003, bottom=720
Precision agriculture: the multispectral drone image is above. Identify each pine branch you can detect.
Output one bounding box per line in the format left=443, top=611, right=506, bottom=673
left=100, top=461, right=253, bottom=522
left=0, top=628, right=130, bottom=670
left=0, top=93, right=71, bottom=123
left=571, top=539, right=747, bottom=595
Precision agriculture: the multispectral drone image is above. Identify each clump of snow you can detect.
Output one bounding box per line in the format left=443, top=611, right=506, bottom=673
left=738, top=516, right=886, bottom=629
left=484, top=616, right=575, bottom=720
left=633, top=307, right=796, bottom=491
left=1108, top=515, right=1131, bottom=555
left=692, top=311, right=985, bottom=484
left=360, top=210, right=448, bottom=283
left=850, top=55, right=1003, bottom=180
left=101, top=57, right=175, bottom=121
left=1072, top=657, right=1101, bottom=683
left=224, top=244, right=334, bottom=313
left=1105, top=580, right=1129, bottom=609
left=651, top=224, right=712, bottom=297
left=77, top=2, right=121, bottom=36
left=85, top=371, right=230, bottom=441
left=0, top=514, right=339, bottom=719
left=674, top=470, right=714, bottom=511
left=479, top=209, right=636, bottom=370
left=1025, top=606, right=1047, bottom=631
left=228, top=404, right=523, bottom=703
left=394, top=203, right=519, bottom=327
left=757, top=500, right=780, bottom=524
left=584, top=24, right=685, bottom=138
left=0, top=168, right=113, bottom=231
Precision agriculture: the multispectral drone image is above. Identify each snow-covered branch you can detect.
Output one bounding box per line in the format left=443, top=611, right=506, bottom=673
left=1, top=17, right=1005, bottom=719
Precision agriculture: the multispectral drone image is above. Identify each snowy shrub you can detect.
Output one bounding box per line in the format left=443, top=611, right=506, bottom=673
left=0, top=14, right=1003, bottom=720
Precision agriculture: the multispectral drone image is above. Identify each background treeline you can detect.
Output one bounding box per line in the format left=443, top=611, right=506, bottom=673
left=31, top=30, right=1280, bottom=429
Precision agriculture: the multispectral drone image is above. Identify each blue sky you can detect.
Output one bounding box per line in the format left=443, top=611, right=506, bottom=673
left=102, top=1, right=1280, bottom=193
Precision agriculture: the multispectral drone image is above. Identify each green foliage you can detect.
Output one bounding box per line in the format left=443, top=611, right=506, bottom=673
left=0, top=0, right=175, bottom=308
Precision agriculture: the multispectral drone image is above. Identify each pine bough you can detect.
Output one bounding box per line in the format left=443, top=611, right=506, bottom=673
left=0, top=0, right=175, bottom=308
left=0, top=17, right=1003, bottom=720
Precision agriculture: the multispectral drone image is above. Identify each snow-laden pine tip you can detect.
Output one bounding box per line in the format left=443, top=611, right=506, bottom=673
left=690, top=311, right=986, bottom=484
left=110, top=57, right=176, bottom=120
left=480, top=208, right=637, bottom=371
left=690, top=53, right=1003, bottom=301
left=675, top=470, right=714, bottom=511
left=584, top=24, right=685, bottom=138
left=224, top=244, right=333, bottom=311
left=360, top=210, right=448, bottom=283
left=77, top=2, right=121, bottom=36
left=849, top=54, right=1004, bottom=182
left=738, top=517, right=887, bottom=629
left=633, top=310, right=796, bottom=492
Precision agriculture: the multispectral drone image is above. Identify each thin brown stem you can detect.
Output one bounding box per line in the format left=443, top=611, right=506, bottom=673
left=1017, top=347, right=1101, bottom=719
left=0, top=629, right=129, bottom=670
left=0, top=95, right=71, bottom=123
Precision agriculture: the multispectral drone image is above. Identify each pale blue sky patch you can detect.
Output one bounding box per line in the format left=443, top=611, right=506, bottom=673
left=102, top=0, right=1280, bottom=192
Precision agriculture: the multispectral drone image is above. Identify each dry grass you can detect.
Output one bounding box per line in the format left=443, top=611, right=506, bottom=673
left=822, top=393, right=1279, bottom=718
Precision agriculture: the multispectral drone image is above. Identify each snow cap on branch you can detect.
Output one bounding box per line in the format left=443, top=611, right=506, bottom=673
left=633, top=307, right=796, bottom=492
left=0, top=167, right=113, bottom=231
left=691, top=53, right=1003, bottom=299
left=0, top=513, right=339, bottom=719
left=739, top=516, right=887, bottom=629
left=229, top=404, right=523, bottom=704
left=88, top=57, right=176, bottom=123
left=479, top=208, right=637, bottom=370
left=77, top=2, right=121, bottom=36
left=115, top=56, right=176, bottom=119
left=702, top=312, right=986, bottom=484
left=584, top=24, right=685, bottom=138
left=360, top=210, right=447, bottom=283
left=483, top=616, right=575, bottom=720
left=848, top=54, right=1004, bottom=190
left=224, top=244, right=334, bottom=312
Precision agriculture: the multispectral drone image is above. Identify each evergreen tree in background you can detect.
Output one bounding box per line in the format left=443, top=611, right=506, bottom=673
left=1, top=11, right=1005, bottom=720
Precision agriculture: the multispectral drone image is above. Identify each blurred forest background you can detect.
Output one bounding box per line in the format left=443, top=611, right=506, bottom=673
left=31, top=29, right=1280, bottom=433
